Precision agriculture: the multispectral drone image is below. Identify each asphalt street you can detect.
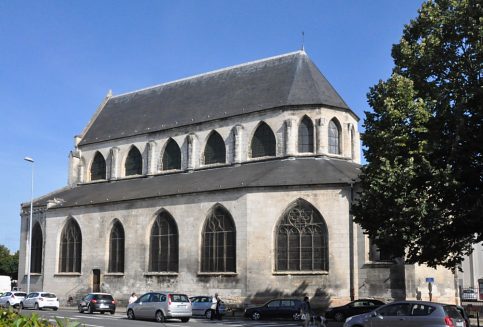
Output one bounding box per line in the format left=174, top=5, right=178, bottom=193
left=19, top=308, right=345, bottom=327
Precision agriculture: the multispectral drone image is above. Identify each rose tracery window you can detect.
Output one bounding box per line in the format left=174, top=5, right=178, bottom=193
left=276, top=199, right=328, bottom=271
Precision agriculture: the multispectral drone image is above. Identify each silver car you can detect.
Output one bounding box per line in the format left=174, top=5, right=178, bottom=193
left=343, top=301, right=466, bottom=327
left=127, top=291, right=192, bottom=322
left=189, top=296, right=225, bottom=318
left=20, top=292, right=59, bottom=310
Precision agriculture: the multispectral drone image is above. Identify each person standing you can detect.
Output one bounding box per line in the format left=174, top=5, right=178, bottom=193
left=210, top=293, right=218, bottom=320
left=215, top=293, right=223, bottom=320
left=128, top=292, right=137, bottom=304
left=301, top=296, right=312, bottom=327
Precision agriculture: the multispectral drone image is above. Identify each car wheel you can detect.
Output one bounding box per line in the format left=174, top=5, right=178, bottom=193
left=127, top=309, right=135, bottom=320
left=5, top=302, right=10, bottom=309
left=78, top=305, right=84, bottom=313
left=205, top=309, right=212, bottom=319
left=53, top=308, right=58, bottom=311
left=334, top=312, right=345, bottom=322
left=100, top=311, right=105, bottom=314
left=88, top=304, right=94, bottom=314
left=292, top=312, right=302, bottom=320
left=155, top=310, right=165, bottom=322
left=251, top=311, right=261, bottom=320
left=181, top=317, right=190, bottom=322
left=34, top=303, right=40, bottom=310
left=110, top=311, right=115, bottom=315
left=20, top=302, right=24, bottom=310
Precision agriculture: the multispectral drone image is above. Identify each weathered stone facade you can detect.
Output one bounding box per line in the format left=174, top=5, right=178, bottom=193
left=18, top=51, right=457, bottom=307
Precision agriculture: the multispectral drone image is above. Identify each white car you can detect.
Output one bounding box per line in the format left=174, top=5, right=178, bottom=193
left=0, top=291, right=27, bottom=308
left=21, top=292, right=59, bottom=311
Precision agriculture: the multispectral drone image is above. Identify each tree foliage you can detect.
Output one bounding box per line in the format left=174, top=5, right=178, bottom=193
left=0, top=245, right=18, bottom=278
left=353, top=0, right=482, bottom=270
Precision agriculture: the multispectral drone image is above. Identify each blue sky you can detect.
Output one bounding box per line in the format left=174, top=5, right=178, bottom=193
left=0, top=0, right=424, bottom=252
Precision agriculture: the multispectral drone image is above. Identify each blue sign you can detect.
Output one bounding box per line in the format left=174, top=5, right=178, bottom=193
left=426, top=277, right=434, bottom=283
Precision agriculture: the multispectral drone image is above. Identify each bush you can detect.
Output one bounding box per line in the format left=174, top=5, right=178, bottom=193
left=0, top=308, right=82, bottom=327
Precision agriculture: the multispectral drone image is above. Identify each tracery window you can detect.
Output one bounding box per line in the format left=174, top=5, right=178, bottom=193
left=162, top=139, right=181, bottom=170
left=108, top=220, right=124, bottom=273
left=149, top=211, right=178, bottom=272
left=201, top=205, right=236, bottom=272
left=31, top=222, right=43, bottom=273
left=90, top=152, right=106, bottom=181
left=204, top=131, right=226, bottom=165
left=298, top=116, right=314, bottom=153
left=125, top=146, right=142, bottom=176
left=59, top=218, right=82, bottom=273
left=328, top=119, right=341, bottom=154
left=276, top=199, right=328, bottom=271
left=250, top=122, right=276, bottom=158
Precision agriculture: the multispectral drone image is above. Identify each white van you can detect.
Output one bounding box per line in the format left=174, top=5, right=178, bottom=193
left=0, top=276, right=11, bottom=293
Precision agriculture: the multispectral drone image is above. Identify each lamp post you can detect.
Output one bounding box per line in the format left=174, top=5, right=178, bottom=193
left=24, top=156, right=34, bottom=295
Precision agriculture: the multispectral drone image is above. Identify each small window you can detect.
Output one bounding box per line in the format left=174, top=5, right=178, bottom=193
left=328, top=119, right=341, bottom=154
left=204, top=131, right=226, bottom=164
left=162, top=139, right=181, bottom=170
left=125, top=147, right=142, bottom=176
left=251, top=122, right=276, bottom=158
left=267, top=300, right=281, bottom=308
left=90, top=152, right=106, bottom=180
left=298, top=116, right=314, bottom=153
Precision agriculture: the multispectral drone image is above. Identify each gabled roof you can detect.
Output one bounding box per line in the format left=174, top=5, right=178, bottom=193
left=79, top=51, right=352, bottom=145
left=26, top=157, right=359, bottom=209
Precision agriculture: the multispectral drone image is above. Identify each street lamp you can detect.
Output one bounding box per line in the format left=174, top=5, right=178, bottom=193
left=24, top=156, right=34, bottom=295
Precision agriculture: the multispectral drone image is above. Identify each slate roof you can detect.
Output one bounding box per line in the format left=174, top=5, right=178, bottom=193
left=79, top=51, right=353, bottom=145
left=28, top=157, right=359, bottom=209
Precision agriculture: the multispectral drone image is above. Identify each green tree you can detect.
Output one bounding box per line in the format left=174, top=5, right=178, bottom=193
left=353, top=0, right=482, bottom=270
left=0, top=245, right=18, bottom=278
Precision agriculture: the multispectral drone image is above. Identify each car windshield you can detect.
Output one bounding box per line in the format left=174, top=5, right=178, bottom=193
left=171, top=294, right=189, bottom=302
left=96, top=294, right=113, bottom=300
left=41, top=293, right=56, bottom=298
left=444, top=306, right=463, bottom=319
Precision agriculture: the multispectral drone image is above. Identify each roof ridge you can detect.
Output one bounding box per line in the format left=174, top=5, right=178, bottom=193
left=111, top=50, right=306, bottom=99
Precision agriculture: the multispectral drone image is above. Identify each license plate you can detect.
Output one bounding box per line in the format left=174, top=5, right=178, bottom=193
left=177, top=305, right=186, bottom=308
left=456, top=322, right=464, bottom=327
left=100, top=304, right=108, bottom=308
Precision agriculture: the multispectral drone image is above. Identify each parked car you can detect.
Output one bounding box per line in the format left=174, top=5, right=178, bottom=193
left=0, top=291, right=27, bottom=308
left=244, top=298, right=303, bottom=321
left=127, top=291, right=192, bottom=322
left=343, top=301, right=466, bottom=327
left=78, top=293, right=116, bottom=314
left=189, top=295, right=225, bottom=318
left=456, top=305, right=471, bottom=327
left=461, top=289, right=478, bottom=301
left=325, top=299, right=385, bottom=322
left=20, top=292, right=59, bottom=311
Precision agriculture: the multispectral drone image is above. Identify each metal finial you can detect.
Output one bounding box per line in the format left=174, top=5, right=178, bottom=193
left=301, top=31, right=305, bottom=51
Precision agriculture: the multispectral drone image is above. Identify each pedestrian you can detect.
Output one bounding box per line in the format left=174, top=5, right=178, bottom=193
left=210, top=293, right=218, bottom=320
left=215, top=293, right=223, bottom=320
left=301, top=296, right=312, bottom=327
left=129, top=292, right=137, bottom=304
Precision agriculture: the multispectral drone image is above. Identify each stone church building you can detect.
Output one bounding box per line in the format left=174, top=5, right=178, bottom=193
left=19, top=51, right=457, bottom=307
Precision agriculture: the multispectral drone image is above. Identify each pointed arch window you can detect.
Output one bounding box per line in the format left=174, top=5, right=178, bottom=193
left=201, top=205, right=236, bottom=272
left=250, top=122, right=276, bottom=158
left=276, top=199, right=328, bottom=271
left=150, top=211, right=178, bottom=272
left=31, top=222, right=43, bottom=273
left=298, top=116, right=314, bottom=153
left=125, top=146, right=142, bottom=176
left=162, top=139, right=181, bottom=170
left=90, top=152, right=106, bottom=181
left=328, top=119, right=341, bottom=154
left=59, top=219, right=82, bottom=273
left=204, top=131, right=226, bottom=165
left=108, top=220, right=124, bottom=273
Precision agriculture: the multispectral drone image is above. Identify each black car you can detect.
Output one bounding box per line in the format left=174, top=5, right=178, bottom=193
left=244, top=299, right=303, bottom=321
left=325, top=298, right=384, bottom=322
left=78, top=293, right=116, bottom=314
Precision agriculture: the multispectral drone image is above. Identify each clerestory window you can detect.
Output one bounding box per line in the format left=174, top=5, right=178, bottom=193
left=250, top=122, right=276, bottom=158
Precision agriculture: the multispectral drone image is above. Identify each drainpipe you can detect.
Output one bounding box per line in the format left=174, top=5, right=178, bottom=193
left=349, top=181, right=355, bottom=301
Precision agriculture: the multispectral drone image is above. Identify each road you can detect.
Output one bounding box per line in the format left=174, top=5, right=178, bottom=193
left=19, top=308, right=344, bottom=327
